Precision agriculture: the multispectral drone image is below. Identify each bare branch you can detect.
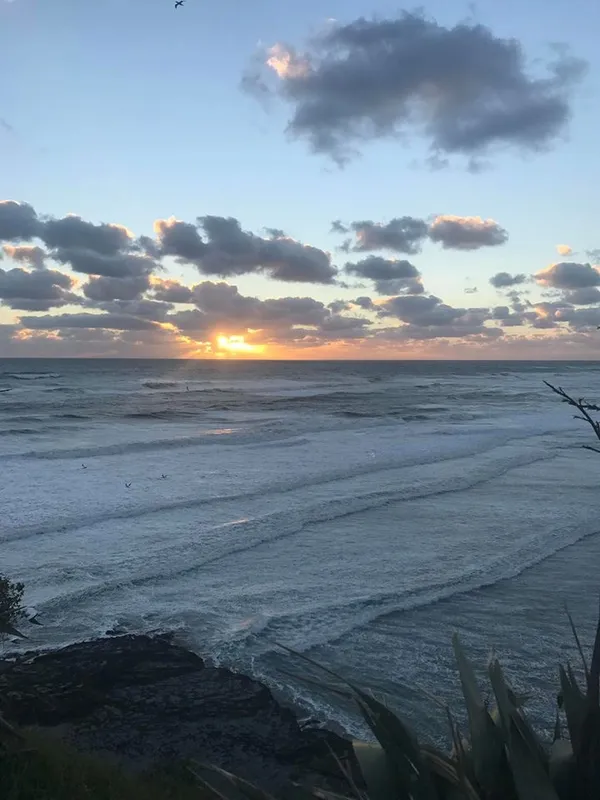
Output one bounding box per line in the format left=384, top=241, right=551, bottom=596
left=545, top=381, right=600, bottom=448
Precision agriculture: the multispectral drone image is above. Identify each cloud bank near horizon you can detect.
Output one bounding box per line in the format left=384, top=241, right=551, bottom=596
left=0, top=199, right=599, bottom=358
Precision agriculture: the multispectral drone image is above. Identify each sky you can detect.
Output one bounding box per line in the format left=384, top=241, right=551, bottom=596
left=0, top=0, right=599, bottom=359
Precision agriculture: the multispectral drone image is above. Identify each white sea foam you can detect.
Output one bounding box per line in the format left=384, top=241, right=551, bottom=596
left=2, top=359, right=600, bottom=734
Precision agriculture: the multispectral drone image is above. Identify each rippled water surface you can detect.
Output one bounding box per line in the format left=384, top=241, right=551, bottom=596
left=2, top=358, right=599, bottom=737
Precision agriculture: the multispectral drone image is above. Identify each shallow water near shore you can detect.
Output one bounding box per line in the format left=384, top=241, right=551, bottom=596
left=2, top=358, right=600, bottom=739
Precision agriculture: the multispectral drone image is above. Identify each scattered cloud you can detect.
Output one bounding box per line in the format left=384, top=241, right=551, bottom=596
left=20, top=313, right=160, bottom=331
left=150, top=278, right=194, bottom=304
left=0, top=266, right=75, bottom=311
left=344, top=256, right=423, bottom=295
left=428, top=216, right=508, bottom=250
left=83, top=274, right=151, bottom=302
left=0, top=198, right=598, bottom=357
left=586, top=249, right=600, bottom=264
left=335, top=217, right=429, bottom=254
left=250, top=11, right=586, bottom=165
left=556, top=244, right=572, bottom=256
left=335, top=214, right=508, bottom=253
left=154, top=215, right=336, bottom=284
left=0, top=201, right=41, bottom=241
left=3, top=244, right=47, bottom=269
left=490, top=272, right=528, bottom=288
left=535, top=261, right=600, bottom=289
left=42, top=216, right=133, bottom=255
left=563, top=287, right=600, bottom=305
left=52, top=248, right=158, bottom=279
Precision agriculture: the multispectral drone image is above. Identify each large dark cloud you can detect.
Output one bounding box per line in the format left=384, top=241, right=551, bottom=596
left=51, top=248, right=157, bottom=278
left=150, top=279, right=194, bottom=304
left=556, top=306, right=600, bottom=330
left=382, top=294, right=491, bottom=338
left=0, top=201, right=41, bottom=241
left=94, top=299, right=174, bottom=321
left=41, top=216, right=132, bottom=255
left=0, top=267, right=75, bottom=311
left=189, top=281, right=330, bottom=327
left=335, top=217, right=429, bottom=254
left=492, top=306, right=526, bottom=327
left=253, top=11, right=585, bottom=164
left=20, top=313, right=159, bottom=331
left=564, top=287, right=600, bottom=305
left=535, top=262, right=600, bottom=289
left=83, top=274, right=151, bottom=302
left=345, top=256, right=423, bottom=295
left=429, top=216, right=508, bottom=250
left=155, top=215, right=336, bottom=284
left=490, top=272, right=528, bottom=288
left=154, top=218, right=206, bottom=261
left=0, top=202, right=161, bottom=280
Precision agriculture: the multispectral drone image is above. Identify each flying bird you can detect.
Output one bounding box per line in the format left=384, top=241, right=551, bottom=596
left=174, top=1, right=184, bottom=7
left=160, top=474, right=168, bottom=480
left=125, top=482, right=132, bottom=488
left=81, top=463, right=87, bottom=469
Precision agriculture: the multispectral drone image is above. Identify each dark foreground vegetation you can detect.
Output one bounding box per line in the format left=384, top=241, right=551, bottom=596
left=1, top=382, right=599, bottom=799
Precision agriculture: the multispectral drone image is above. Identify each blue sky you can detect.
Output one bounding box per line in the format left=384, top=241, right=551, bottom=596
left=0, top=0, right=599, bottom=358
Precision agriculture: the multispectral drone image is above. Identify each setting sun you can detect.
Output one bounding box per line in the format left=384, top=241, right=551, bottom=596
left=216, top=335, right=263, bottom=355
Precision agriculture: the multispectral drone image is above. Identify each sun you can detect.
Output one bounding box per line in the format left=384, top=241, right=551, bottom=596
left=216, top=335, right=263, bottom=355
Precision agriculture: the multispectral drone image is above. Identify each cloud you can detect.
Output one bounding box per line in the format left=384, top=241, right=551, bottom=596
left=253, top=11, right=585, bottom=164
left=492, top=306, right=526, bottom=327
left=336, top=217, right=429, bottom=254
left=586, top=249, right=600, bottom=263
left=95, top=299, right=174, bottom=321
left=465, top=286, right=478, bottom=294
left=382, top=294, right=490, bottom=338
left=428, top=216, right=508, bottom=250
left=150, top=278, right=194, bottom=304
left=334, top=214, right=508, bottom=253
left=535, top=261, right=600, bottom=289
left=154, top=217, right=206, bottom=261
left=352, top=296, right=375, bottom=310
left=83, top=274, right=151, bottom=302
left=190, top=281, right=329, bottom=327
left=3, top=244, right=47, bottom=269
left=555, top=306, right=600, bottom=330
left=20, top=313, right=159, bottom=331
left=0, top=202, right=162, bottom=281
left=2, top=198, right=599, bottom=357
left=556, top=244, right=572, bottom=256
left=154, top=215, right=336, bottom=284
left=345, top=256, right=423, bottom=295
left=490, top=272, right=528, bottom=288
left=0, top=201, right=41, bottom=241
left=51, top=248, right=158, bottom=278
left=0, top=266, right=75, bottom=311
left=41, top=215, right=133, bottom=255
left=564, top=287, right=600, bottom=305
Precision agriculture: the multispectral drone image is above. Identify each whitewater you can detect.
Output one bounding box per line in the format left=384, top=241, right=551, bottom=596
left=1, top=359, right=600, bottom=738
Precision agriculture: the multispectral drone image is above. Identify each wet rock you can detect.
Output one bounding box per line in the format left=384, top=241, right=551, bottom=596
left=0, top=634, right=355, bottom=792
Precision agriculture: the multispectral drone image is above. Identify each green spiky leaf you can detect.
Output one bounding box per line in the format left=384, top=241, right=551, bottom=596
left=452, top=635, right=506, bottom=792
left=351, top=741, right=394, bottom=800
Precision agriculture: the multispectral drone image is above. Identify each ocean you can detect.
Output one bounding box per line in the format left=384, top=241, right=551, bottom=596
left=1, top=358, right=600, bottom=740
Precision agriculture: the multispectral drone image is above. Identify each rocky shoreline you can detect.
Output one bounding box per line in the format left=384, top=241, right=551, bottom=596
left=0, top=633, right=356, bottom=793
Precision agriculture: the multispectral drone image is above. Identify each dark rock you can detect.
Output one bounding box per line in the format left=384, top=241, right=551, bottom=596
left=0, top=634, right=356, bottom=792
